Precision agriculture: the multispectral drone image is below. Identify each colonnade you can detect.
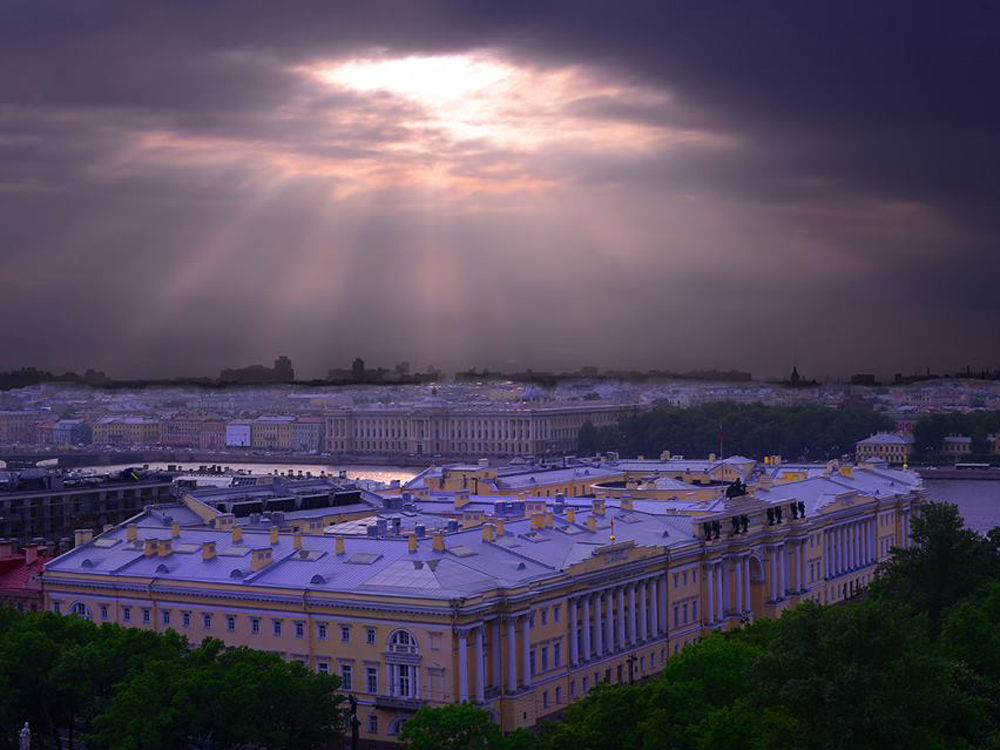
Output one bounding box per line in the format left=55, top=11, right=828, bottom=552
left=824, top=516, right=877, bottom=580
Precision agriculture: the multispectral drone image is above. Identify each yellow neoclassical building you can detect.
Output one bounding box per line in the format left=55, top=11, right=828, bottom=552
left=42, top=459, right=921, bottom=748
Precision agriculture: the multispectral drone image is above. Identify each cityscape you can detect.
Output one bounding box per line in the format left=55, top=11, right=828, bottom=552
left=2, top=3, right=1000, bottom=750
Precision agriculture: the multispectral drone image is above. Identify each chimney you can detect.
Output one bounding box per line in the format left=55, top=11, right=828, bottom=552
left=621, top=497, right=634, bottom=512
left=545, top=511, right=554, bottom=529
left=494, top=520, right=505, bottom=537
left=415, top=524, right=426, bottom=538
left=24, top=545, right=39, bottom=565
left=171, top=522, right=180, bottom=539
left=592, top=498, right=606, bottom=517
left=158, top=539, right=172, bottom=557
left=74, top=528, right=94, bottom=547
left=586, top=515, right=597, bottom=533
left=335, top=537, right=346, bottom=556
left=408, top=534, right=418, bottom=553
left=293, top=533, right=302, bottom=550
left=144, top=539, right=158, bottom=556
left=251, top=547, right=272, bottom=571
left=566, top=508, right=576, bottom=524
left=232, top=527, right=243, bottom=544
left=270, top=526, right=279, bottom=545
left=126, top=524, right=138, bottom=542
left=202, top=541, right=216, bottom=561
left=709, top=452, right=716, bottom=462
left=482, top=524, right=495, bottom=542
left=454, top=490, right=471, bottom=510
left=530, top=513, right=542, bottom=530
left=432, top=532, right=445, bottom=552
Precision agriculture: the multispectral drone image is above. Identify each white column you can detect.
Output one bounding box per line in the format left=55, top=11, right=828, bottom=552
left=722, top=560, right=730, bottom=615
left=521, top=614, right=531, bottom=688
left=770, top=548, right=777, bottom=600
left=474, top=626, right=485, bottom=703
left=605, top=590, right=614, bottom=650
left=659, top=576, right=668, bottom=633
left=743, top=555, right=751, bottom=611
left=594, top=592, right=603, bottom=656
left=715, top=563, right=723, bottom=621
left=638, top=581, right=647, bottom=641
left=852, top=523, right=859, bottom=569
left=735, top=558, right=743, bottom=615
left=707, top=564, right=715, bottom=624
left=617, top=587, right=626, bottom=646
left=778, top=544, right=786, bottom=599
left=491, top=619, right=500, bottom=689
left=628, top=584, right=637, bottom=643
left=650, top=578, right=659, bottom=635
left=506, top=617, right=517, bottom=693
left=458, top=630, right=469, bottom=702
left=569, top=598, right=579, bottom=665
left=799, top=541, right=806, bottom=591
left=582, top=596, right=591, bottom=659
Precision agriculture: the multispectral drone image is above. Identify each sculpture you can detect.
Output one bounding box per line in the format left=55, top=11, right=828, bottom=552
left=19, top=722, right=29, bottom=750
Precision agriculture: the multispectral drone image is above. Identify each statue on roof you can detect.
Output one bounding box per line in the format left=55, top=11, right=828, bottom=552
left=726, top=478, right=747, bottom=499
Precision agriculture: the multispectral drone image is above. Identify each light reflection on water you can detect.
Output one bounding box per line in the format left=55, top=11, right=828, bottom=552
left=88, top=462, right=419, bottom=485
left=924, top=479, right=1000, bottom=534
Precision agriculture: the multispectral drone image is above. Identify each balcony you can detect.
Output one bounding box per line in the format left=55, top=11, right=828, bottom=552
left=374, top=694, right=424, bottom=712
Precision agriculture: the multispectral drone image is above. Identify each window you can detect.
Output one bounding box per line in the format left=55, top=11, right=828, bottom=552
left=366, top=627, right=376, bottom=645
left=582, top=677, right=588, bottom=692
left=692, top=569, right=697, bottom=583
left=317, top=661, right=329, bottom=674
left=54, top=601, right=62, bottom=614
left=341, top=664, right=352, bottom=690
left=227, top=616, right=236, bottom=633
left=570, top=679, right=576, bottom=697
left=541, top=646, right=549, bottom=671
left=368, top=715, right=378, bottom=734
left=142, top=609, right=151, bottom=624
left=202, top=613, right=212, bottom=629
left=317, top=623, right=328, bottom=640
left=683, top=602, right=689, bottom=624
left=673, top=573, right=679, bottom=588
left=397, top=664, right=414, bottom=697
left=528, top=612, right=535, bottom=627
left=692, top=601, right=698, bottom=620
left=530, top=650, right=536, bottom=676
left=72, top=602, right=88, bottom=618
left=553, top=642, right=562, bottom=667
left=541, top=608, right=548, bottom=626
left=640, top=656, right=645, bottom=671
left=366, top=666, right=379, bottom=694
left=683, top=570, right=688, bottom=586
left=673, top=604, right=679, bottom=626
left=251, top=618, right=261, bottom=635
left=122, top=606, right=130, bottom=622
left=543, top=690, right=549, bottom=708
left=554, top=605, right=561, bottom=622
left=162, top=610, right=170, bottom=626
left=295, top=621, right=305, bottom=638
left=388, top=630, right=418, bottom=654
left=340, top=624, right=351, bottom=642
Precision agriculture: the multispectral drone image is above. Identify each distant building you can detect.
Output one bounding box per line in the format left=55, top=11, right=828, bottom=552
left=291, top=416, right=326, bottom=453
left=942, top=435, right=973, bottom=457
left=855, top=433, right=913, bottom=465
left=220, top=356, right=295, bottom=384
left=0, top=540, right=49, bottom=612
left=92, top=417, right=160, bottom=447
left=251, top=416, right=295, bottom=451
left=225, top=422, right=252, bottom=448
left=52, top=419, right=92, bottom=447
left=0, top=410, right=48, bottom=445
left=198, top=419, right=226, bottom=451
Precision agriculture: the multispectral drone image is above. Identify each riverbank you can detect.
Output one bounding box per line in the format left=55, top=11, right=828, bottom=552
left=917, top=467, right=1000, bottom=480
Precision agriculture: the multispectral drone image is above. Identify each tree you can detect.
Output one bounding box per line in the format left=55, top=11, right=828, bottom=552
left=871, top=502, right=998, bottom=625
left=399, top=703, right=500, bottom=750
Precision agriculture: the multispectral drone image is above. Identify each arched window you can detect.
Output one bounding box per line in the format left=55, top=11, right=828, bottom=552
left=387, top=629, right=418, bottom=655
left=71, top=601, right=91, bottom=619
left=389, top=718, right=408, bottom=736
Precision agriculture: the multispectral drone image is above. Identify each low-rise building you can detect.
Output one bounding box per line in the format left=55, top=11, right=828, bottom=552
left=43, top=458, right=922, bottom=747
left=0, top=540, right=49, bottom=612
left=856, top=433, right=914, bottom=465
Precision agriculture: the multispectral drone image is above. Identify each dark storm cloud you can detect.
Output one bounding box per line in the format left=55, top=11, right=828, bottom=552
left=1, top=1, right=998, bottom=379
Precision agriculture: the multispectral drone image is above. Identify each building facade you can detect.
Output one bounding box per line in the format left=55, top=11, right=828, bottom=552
left=43, top=459, right=921, bottom=748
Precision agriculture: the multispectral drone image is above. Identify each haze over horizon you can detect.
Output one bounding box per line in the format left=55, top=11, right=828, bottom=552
left=2, top=2, right=998, bottom=381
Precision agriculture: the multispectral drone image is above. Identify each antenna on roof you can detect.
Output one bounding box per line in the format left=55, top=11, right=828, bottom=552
left=609, top=517, right=616, bottom=543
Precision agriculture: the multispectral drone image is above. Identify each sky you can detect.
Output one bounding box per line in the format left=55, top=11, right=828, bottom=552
left=1, top=1, right=998, bottom=381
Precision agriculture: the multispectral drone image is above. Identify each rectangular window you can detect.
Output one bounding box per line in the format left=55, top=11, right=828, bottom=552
left=182, top=612, right=191, bottom=628
left=100, top=604, right=109, bottom=620
left=570, top=679, right=576, bottom=697
left=683, top=571, right=688, bottom=586
left=203, top=613, right=212, bottom=629
left=673, top=604, right=679, bottom=626
left=162, top=610, right=170, bottom=626
left=541, top=608, right=548, bottom=626
left=368, top=715, right=378, bottom=734
left=341, top=625, right=350, bottom=642
left=341, top=664, right=353, bottom=690
left=541, top=646, right=549, bottom=671
left=142, top=609, right=151, bottom=624
left=673, top=573, right=679, bottom=588
left=683, top=602, right=689, bottom=624
left=318, top=623, right=328, bottom=640
left=582, top=677, right=588, bottom=692
left=640, top=656, right=645, bottom=671
left=122, top=606, right=130, bottom=622
left=553, top=642, right=562, bottom=667
left=554, top=605, right=561, bottom=622
left=693, top=600, right=698, bottom=620
left=530, top=650, right=536, bottom=676
left=317, top=661, right=329, bottom=674
left=556, top=686, right=562, bottom=703
left=366, top=666, right=378, bottom=694
left=54, top=601, right=62, bottom=614
left=251, top=618, right=261, bottom=635
left=543, top=690, right=549, bottom=708
left=366, top=627, right=376, bottom=644
left=692, top=569, right=697, bottom=583
left=227, top=615, right=236, bottom=633
left=295, top=621, right=305, bottom=638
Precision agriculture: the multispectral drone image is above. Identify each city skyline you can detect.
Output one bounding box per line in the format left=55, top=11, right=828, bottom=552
left=2, top=3, right=999, bottom=380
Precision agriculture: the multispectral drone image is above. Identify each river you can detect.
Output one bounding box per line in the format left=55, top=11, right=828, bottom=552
left=924, top=479, right=1000, bottom=534
left=88, top=461, right=419, bottom=485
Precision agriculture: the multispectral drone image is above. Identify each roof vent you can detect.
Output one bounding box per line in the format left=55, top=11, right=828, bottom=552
left=155, top=563, right=170, bottom=573
left=230, top=569, right=245, bottom=580
left=309, top=574, right=326, bottom=584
